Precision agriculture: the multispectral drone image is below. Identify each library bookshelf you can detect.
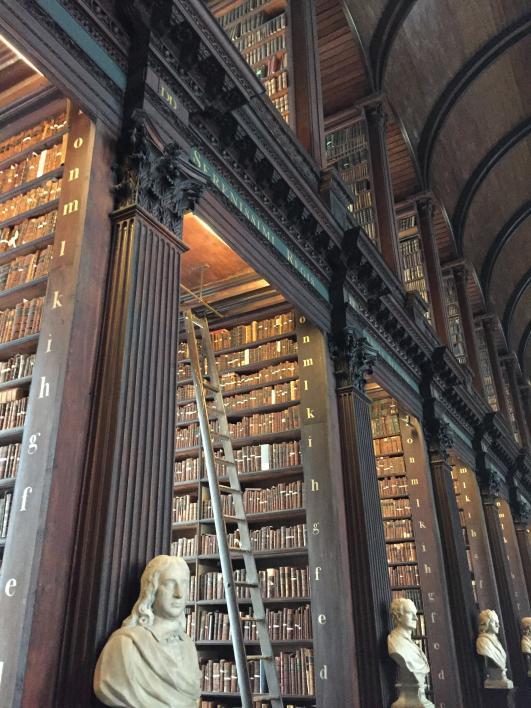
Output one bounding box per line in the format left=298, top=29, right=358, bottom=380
left=450, top=464, right=479, bottom=608
left=173, top=308, right=316, bottom=707
left=213, top=0, right=293, bottom=125
left=443, top=272, right=467, bottom=366
left=0, top=109, right=67, bottom=564
left=397, top=209, right=432, bottom=322
left=325, top=118, right=377, bottom=245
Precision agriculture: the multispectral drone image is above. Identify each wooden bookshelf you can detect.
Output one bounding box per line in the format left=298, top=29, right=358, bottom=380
left=325, top=118, right=377, bottom=244
left=443, top=272, right=467, bottom=365
left=173, top=309, right=317, bottom=704
left=474, top=323, right=499, bottom=411
left=0, top=108, right=65, bottom=568
left=214, top=0, right=292, bottom=124
left=397, top=210, right=432, bottom=322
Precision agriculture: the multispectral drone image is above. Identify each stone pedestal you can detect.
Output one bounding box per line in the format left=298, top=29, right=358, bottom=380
left=391, top=677, right=434, bottom=708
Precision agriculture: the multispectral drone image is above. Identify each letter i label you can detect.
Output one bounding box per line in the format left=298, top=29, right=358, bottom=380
left=0, top=661, right=3, bottom=687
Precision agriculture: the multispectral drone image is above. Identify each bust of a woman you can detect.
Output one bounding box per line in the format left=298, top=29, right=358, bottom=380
left=476, top=609, right=513, bottom=689
left=94, top=555, right=201, bottom=707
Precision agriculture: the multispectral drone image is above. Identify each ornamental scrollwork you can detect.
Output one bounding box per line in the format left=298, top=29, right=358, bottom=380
left=113, top=113, right=206, bottom=234
left=328, top=328, right=377, bottom=391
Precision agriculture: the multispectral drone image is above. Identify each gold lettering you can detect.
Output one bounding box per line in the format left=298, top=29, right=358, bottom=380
left=410, top=478, right=419, bottom=485
left=73, top=137, right=83, bottom=149
left=0, top=661, right=3, bottom=687
left=465, top=495, right=471, bottom=502
left=431, top=612, right=437, bottom=623
left=59, top=240, right=66, bottom=256
left=406, top=437, right=413, bottom=444
left=319, top=665, right=328, bottom=680
left=38, top=376, right=50, bottom=399
left=298, top=315, right=306, bottom=324
left=68, top=167, right=80, bottom=181
left=421, top=544, right=427, bottom=553
left=318, top=614, right=327, bottom=624
left=409, top=456, right=415, bottom=463
left=415, top=499, right=420, bottom=508
left=438, top=670, right=445, bottom=680
left=306, top=407, right=315, bottom=420
left=46, top=335, right=52, bottom=353
left=315, top=566, right=322, bottom=580
left=4, top=579, right=16, bottom=597
left=27, top=433, right=40, bottom=455
left=419, top=521, right=426, bottom=529
left=62, top=199, right=79, bottom=215
left=470, top=529, right=477, bottom=537
left=303, top=380, right=309, bottom=391
left=312, top=522, right=320, bottom=535
left=52, top=291, right=63, bottom=308
left=302, top=335, right=310, bottom=344
left=302, top=358, right=313, bottom=367
left=308, top=436, right=313, bottom=448
left=433, top=642, right=440, bottom=650
left=424, top=564, right=432, bottom=574
left=20, top=486, right=33, bottom=512
left=462, top=482, right=467, bottom=489
left=311, top=479, right=319, bottom=492
left=428, top=592, right=435, bottom=601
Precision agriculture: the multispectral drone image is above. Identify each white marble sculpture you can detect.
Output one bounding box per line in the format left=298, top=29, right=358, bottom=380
left=94, top=555, right=201, bottom=707
left=388, top=597, right=435, bottom=708
left=476, top=609, right=513, bottom=689
left=521, top=617, right=531, bottom=678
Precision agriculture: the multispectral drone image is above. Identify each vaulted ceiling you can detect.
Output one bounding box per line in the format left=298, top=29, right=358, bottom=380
left=318, top=1, right=530, bottom=380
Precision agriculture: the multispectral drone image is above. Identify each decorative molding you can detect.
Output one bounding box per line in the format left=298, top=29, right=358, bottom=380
left=113, top=112, right=206, bottom=233
left=418, top=14, right=531, bottom=185
left=480, top=200, right=531, bottom=299
left=518, top=321, right=531, bottom=375
left=478, top=466, right=503, bottom=500
left=328, top=329, right=377, bottom=391
left=453, top=118, right=531, bottom=253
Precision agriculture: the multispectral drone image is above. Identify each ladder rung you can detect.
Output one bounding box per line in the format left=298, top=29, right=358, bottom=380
left=228, top=545, right=252, bottom=553
left=246, top=654, right=273, bottom=661
left=214, top=457, right=235, bottom=467
left=212, top=432, right=231, bottom=442
left=253, top=695, right=279, bottom=701
left=224, top=515, right=245, bottom=524
left=234, top=581, right=258, bottom=589
left=240, top=615, right=265, bottom=622
left=203, top=380, right=219, bottom=392
left=218, top=484, right=242, bottom=494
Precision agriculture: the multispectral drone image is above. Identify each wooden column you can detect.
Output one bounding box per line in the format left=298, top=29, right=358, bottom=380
left=58, top=119, right=205, bottom=706
left=415, top=197, right=451, bottom=346
left=287, top=0, right=325, bottom=167
left=451, top=264, right=484, bottom=395
left=478, top=471, right=529, bottom=700
left=0, top=109, right=114, bottom=708
left=363, top=101, right=402, bottom=278
left=482, top=317, right=511, bottom=422
left=503, top=356, right=530, bottom=448
left=330, top=329, right=393, bottom=708
left=511, top=497, right=531, bottom=599
left=421, top=391, right=483, bottom=704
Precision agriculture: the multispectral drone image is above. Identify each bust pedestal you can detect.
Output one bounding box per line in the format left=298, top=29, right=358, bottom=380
left=481, top=687, right=515, bottom=708
left=391, top=672, right=434, bottom=708
left=484, top=662, right=513, bottom=690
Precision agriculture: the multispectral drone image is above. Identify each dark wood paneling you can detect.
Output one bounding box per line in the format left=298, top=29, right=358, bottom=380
left=386, top=116, right=420, bottom=202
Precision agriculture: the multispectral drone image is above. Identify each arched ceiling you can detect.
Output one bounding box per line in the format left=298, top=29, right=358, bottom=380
left=338, top=0, right=531, bottom=379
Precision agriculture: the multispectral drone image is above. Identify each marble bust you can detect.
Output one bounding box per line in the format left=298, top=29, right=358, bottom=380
left=476, top=609, right=513, bottom=689
left=521, top=617, right=531, bottom=677
left=94, top=555, right=201, bottom=707
left=388, top=598, right=434, bottom=708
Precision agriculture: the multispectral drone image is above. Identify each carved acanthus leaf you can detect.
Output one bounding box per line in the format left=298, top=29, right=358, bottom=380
left=329, top=329, right=377, bottom=390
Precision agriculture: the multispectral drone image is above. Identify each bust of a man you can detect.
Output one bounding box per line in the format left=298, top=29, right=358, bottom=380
left=476, top=609, right=513, bottom=689
left=521, top=617, right=531, bottom=677
left=387, top=598, right=434, bottom=708
left=94, top=555, right=201, bottom=707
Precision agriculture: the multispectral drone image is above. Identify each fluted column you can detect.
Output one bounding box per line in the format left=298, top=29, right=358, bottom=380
left=58, top=117, right=205, bottom=705
left=363, top=101, right=402, bottom=278
left=482, top=316, right=511, bottom=422
left=422, top=411, right=483, bottom=704
left=415, top=197, right=451, bottom=346
left=451, top=264, right=484, bottom=395
left=329, top=329, right=393, bottom=708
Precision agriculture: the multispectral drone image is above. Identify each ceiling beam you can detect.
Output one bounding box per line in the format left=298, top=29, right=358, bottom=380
left=452, top=119, right=531, bottom=253
left=417, top=14, right=531, bottom=186
left=480, top=201, right=531, bottom=301
left=368, top=0, right=417, bottom=90
left=502, top=267, right=531, bottom=340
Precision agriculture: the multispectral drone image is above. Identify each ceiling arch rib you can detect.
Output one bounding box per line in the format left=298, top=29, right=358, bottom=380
left=518, top=321, right=531, bottom=376
left=452, top=118, right=531, bottom=253
left=481, top=201, right=531, bottom=300
left=503, top=267, right=531, bottom=339
left=369, top=0, right=417, bottom=90
left=417, top=13, right=531, bottom=186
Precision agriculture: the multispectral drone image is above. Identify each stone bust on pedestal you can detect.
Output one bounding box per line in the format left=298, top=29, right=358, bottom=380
left=521, top=617, right=531, bottom=678
left=387, top=597, right=434, bottom=708
left=476, top=609, right=513, bottom=689
left=94, top=555, right=201, bottom=707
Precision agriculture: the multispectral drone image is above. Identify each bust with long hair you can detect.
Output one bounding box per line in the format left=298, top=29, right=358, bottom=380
left=94, top=555, right=201, bottom=707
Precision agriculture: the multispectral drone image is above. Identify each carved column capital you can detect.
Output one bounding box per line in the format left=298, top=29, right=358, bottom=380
left=328, top=328, right=377, bottom=391
left=478, top=467, right=504, bottom=501
left=451, top=262, right=469, bottom=285
left=511, top=495, right=531, bottom=526
left=113, top=111, right=206, bottom=234
left=363, top=100, right=388, bottom=130
left=415, top=195, right=435, bottom=221
left=424, top=418, right=454, bottom=464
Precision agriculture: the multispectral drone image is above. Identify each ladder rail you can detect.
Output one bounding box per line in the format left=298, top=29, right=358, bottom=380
left=184, top=312, right=254, bottom=708
left=184, top=310, right=284, bottom=708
